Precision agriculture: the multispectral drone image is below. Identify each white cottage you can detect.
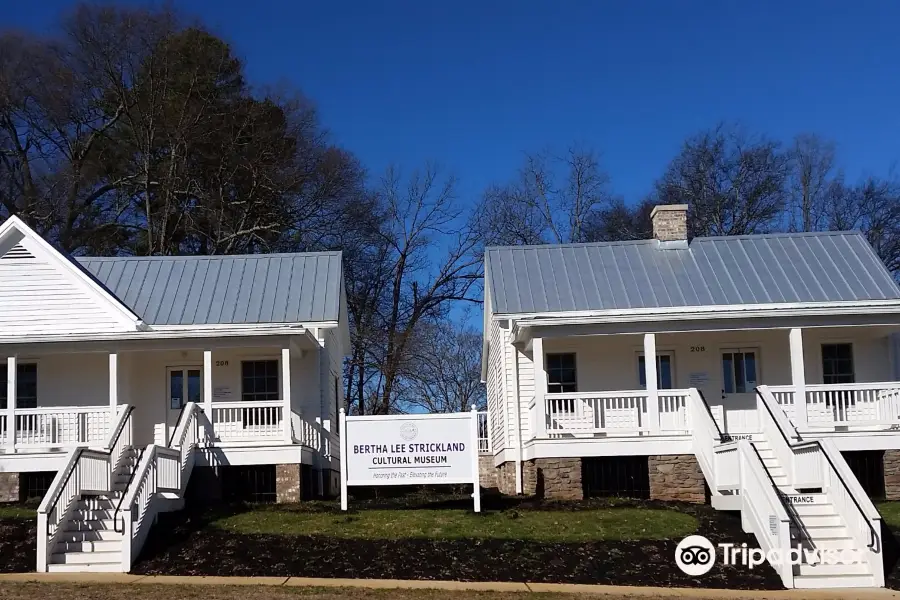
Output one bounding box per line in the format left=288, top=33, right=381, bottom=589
left=482, top=204, right=900, bottom=588
left=0, top=216, right=348, bottom=572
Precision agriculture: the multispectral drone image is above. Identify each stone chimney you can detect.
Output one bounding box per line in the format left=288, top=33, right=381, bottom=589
left=650, top=204, right=688, bottom=243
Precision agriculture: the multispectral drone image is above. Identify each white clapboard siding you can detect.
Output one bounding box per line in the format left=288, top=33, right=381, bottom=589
left=0, top=243, right=130, bottom=335
left=487, top=320, right=506, bottom=454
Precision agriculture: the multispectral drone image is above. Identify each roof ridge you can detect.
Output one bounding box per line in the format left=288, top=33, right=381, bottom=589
left=485, top=230, right=865, bottom=253
left=76, top=251, right=343, bottom=261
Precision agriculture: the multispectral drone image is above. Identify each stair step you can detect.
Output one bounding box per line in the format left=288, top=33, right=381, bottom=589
left=48, top=562, right=124, bottom=573
left=794, top=574, right=875, bottom=588
left=790, top=503, right=837, bottom=516
left=70, top=509, right=117, bottom=521
left=796, top=562, right=870, bottom=577
left=50, top=550, right=122, bottom=565
left=63, top=519, right=117, bottom=532
left=797, top=515, right=844, bottom=527
left=801, top=524, right=850, bottom=538
left=55, top=539, right=121, bottom=553
left=76, top=499, right=115, bottom=510
left=790, top=536, right=856, bottom=550
left=56, top=529, right=123, bottom=543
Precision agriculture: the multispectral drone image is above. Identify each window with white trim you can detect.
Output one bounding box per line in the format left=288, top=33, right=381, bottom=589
left=241, top=360, right=280, bottom=401
left=546, top=353, right=577, bottom=394
left=638, top=353, right=674, bottom=389
left=0, top=363, right=37, bottom=409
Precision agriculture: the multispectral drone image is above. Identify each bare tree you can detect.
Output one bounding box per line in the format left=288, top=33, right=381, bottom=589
left=826, top=175, right=900, bottom=274
left=403, top=319, right=485, bottom=413
left=787, top=133, right=837, bottom=232
left=653, top=123, right=789, bottom=236
left=343, top=164, right=482, bottom=415
left=475, top=145, right=614, bottom=245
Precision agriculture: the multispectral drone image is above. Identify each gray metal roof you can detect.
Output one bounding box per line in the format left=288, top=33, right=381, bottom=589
left=76, top=252, right=343, bottom=326
left=485, top=231, right=900, bottom=315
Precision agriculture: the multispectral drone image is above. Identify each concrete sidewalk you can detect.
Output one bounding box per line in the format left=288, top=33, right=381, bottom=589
left=1, top=572, right=899, bottom=599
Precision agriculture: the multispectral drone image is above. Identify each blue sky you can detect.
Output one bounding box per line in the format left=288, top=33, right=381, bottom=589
left=5, top=1, right=900, bottom=206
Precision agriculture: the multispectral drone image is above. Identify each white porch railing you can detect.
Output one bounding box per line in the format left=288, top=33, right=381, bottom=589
left=3, top=406, right=110, bottom=450
left=770, top=382, right=900, bottom=428
left=210, top=401, right=285, bottom=442
left=538, top=389, right=690, bottom=437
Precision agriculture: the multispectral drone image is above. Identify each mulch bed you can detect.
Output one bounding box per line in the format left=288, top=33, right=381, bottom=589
left=131, top=494, right=784, bottom=590
left=0, top=518, right=36, bottom=573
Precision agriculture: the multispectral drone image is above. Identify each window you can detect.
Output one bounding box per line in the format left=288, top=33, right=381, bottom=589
left=722, top=350, right=758, bottom=394
left=241, top=360, right=279, bottom=401
left=638, top=354, right=673, bottom=389
left=546, top=353, right=577, bottom=394
left=0, top=363, right=38, bottom=409
left=822, top=343, right=854, bottom=384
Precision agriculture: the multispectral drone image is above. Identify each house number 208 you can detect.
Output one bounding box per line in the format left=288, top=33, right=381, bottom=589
left=215, top=360, right=229, bottom=366
left=690, top=346, right=706, bottom=353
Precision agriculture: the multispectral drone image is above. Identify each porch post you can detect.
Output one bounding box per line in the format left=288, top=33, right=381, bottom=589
left=108, top=353, right=118, bottom=424
left=533, top=337, right=547, bottom=438
left=789, top=328, right=808, bottom=427
left=644, top=333, right=660, bottom=434
left=6, top=356, right=15, bottom=451
left=281, top=347, right=292, bottom=443
left=203, top=350, right=213, bottom=436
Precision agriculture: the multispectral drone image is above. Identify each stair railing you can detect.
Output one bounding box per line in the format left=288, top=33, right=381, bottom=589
left=756, top=386, right=884, bottom=586
left=688, top=388, right=723, bottom=488
left=35, top=405, right=134, bottom=572
left=737, top=439, right=794, bottom=588
left=118, top=403, right=201, bottom=572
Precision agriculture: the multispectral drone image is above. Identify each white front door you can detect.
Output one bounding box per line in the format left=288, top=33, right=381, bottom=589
left=720, top=349, right=760, bottom=434
left=166, top=366, right=202, bottom=444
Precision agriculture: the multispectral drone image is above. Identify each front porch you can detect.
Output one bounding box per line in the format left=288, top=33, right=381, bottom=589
left=521, top=324, right=900, bottom=454
left=0, top=333, right=328, bottom=464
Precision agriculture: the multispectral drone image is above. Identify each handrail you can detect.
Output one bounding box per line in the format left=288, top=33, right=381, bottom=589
left=167, top=404, right=188, bottom=448
left=113, top=446, right=146, bottom=533
left=749, top=443, right=806, bottom=537
left=106, top=406, right=135, bottom=451
left=755, top=387, right=799, bottom=448
left=544, top=388, right=690, bottom=400
left=816, top=439, right=878, bottom=549
left=695, top=389, right=724, bottom=442
left=38, top=447, right=85, bottom=519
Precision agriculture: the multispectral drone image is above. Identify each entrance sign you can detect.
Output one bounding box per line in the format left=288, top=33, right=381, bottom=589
left=339, top=407, right=481, bottom=512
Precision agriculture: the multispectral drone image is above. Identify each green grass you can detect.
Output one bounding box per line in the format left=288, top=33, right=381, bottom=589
left=211, top=506, right=697, bottom=542
left=0, top=504, right=35, bottom=519
left=877, top=501, right=900, bottom=529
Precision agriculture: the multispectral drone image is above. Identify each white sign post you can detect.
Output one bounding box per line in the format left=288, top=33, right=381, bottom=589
left=339, top=406, right=481, bottom=512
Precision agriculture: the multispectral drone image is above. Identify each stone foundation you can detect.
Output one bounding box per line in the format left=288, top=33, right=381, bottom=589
left=649, top=454, right=705, bottom=503
left=275, top=463, right=302, bottom=503
left=0, top=472, right=19, bottom=503
left=497, top=461, right=518, bottom=495
left=528, top=458, right=582, bottom=500
left=884, top=450, right=900, bottom=500
left=478, top=455, right=498, bottom=489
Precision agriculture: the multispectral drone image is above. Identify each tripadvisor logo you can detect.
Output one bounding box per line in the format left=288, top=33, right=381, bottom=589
left=675, top=535, right=864, bottom=576
left=676, top=535, right=716, bottom=576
